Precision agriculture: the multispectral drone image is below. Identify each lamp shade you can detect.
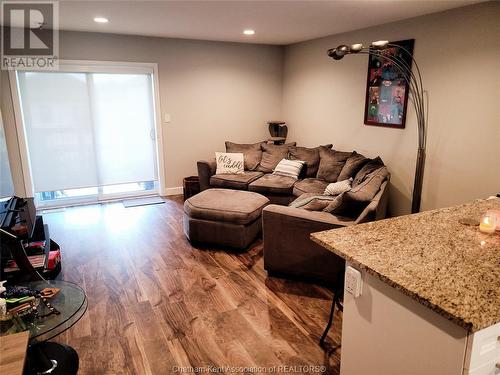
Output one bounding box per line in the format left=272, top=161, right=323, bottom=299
left=350, top=43, right=364, bottom=53
left=371, top=40, right=389, bottom=49
left=327, top=45, right=349, bottom=60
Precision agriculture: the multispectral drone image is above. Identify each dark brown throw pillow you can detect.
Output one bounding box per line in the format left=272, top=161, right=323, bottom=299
left=317, top=147, right=352, bottom=182
left=289, top=144, right=333, bottom=178
left=258, top=142, right=297, bottom=173
left=337, top=151, right=369, bottom=182
left=325, top=166, right=389, bottom=217
left=352, top=157, right=384, bottom=187
left=225, top=141, right=266, bottom=171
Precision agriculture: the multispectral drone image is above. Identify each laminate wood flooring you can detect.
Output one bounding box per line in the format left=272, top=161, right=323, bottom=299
left=42, top=196, right=341, bottom=375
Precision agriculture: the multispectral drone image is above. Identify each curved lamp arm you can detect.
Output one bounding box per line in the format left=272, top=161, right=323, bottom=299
left=327, top=41, right=427, bottom=213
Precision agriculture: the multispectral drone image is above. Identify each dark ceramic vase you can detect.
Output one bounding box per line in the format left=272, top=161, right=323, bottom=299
left=268, top=122, right=288, bottom=138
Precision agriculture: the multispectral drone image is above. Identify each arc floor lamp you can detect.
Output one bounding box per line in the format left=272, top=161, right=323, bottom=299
left=327, top=41, right=426, bottom=214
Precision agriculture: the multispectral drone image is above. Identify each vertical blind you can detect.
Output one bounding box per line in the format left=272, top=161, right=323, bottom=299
left=17, top=70, right=157, bottom=193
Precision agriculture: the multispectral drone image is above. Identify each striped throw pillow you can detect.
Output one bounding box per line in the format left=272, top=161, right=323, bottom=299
left=273, top=159, right=306, bottom=179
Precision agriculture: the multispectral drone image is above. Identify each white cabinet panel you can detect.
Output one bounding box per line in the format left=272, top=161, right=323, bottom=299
left=468, top=360, right=500, bottom=375
left=468, top=322, right=500, bottom=372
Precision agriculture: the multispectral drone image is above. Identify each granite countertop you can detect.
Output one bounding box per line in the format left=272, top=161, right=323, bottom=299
left=311, top=199, right=500, bottom=332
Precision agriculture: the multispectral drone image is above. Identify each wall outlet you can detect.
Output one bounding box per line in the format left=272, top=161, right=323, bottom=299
left=345, top=266, right=363, bottom=298
left=164, top=113, right=171, bottom=123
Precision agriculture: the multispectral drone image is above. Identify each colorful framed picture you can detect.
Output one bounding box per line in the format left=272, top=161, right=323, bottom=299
left=364, top=39, right=415, bottom=129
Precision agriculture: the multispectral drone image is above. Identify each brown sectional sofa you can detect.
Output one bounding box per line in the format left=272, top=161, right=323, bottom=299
left=197, top=141, right=390, bottom=285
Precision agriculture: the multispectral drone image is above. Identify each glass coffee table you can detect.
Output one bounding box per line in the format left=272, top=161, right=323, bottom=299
left=0, top=280, right=87, bottom=374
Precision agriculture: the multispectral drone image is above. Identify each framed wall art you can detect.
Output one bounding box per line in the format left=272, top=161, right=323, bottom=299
left=364, top=39, right=415, bottom=128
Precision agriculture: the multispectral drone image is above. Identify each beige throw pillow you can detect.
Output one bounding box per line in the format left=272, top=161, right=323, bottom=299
left=215, top=152, right=244, bottom=174
left=324, top=178, right=353, bottom=196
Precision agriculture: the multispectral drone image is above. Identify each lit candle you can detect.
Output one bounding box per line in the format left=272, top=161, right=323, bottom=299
left=489, top=209, right=500, bottom=231
left=479, top=212, right=496, bottom=234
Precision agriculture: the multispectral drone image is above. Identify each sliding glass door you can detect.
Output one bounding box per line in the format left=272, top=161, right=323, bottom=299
left=15, top=65, right=160, bottom=207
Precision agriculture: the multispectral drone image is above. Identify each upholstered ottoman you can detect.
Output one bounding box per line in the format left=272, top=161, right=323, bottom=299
left=183, top=189, right=269, bottom=250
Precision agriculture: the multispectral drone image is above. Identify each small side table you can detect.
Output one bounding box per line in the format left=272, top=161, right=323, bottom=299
left=183, top=176, right=200, bottom=201
left=0, top=280, right=87, bottom=375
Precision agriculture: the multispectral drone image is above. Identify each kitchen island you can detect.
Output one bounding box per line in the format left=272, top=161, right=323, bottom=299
left=311, top=199, right=500, bottom=375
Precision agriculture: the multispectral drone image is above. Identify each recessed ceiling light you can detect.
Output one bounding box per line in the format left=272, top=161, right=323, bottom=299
left=243, top=29, right=255, bottom=36
left=94, top=17, right=109, bottom=24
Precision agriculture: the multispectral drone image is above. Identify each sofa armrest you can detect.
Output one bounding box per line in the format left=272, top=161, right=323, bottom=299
left=355, top=179, right=390, bottom=224
left=197, top=158, right=216, bottom=191
left=263, top=204, right=355, bottom=228
left=262, top=204, right=351, bottom=285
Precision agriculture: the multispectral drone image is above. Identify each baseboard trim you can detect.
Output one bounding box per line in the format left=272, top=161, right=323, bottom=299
left=163, top=187, right=183, bottom=196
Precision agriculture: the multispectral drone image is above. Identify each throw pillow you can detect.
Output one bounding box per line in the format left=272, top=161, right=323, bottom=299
left=317, top=147, right=352, bottom=182
left=337, top=151, right=369, bottom=182
left=273, top=159, right=306, bottom=179
left=349, top=166, right=389, bottom=201
left=289, top=144, right=333, bottom=178
left=258, top=142, right=296, bottom=173
left=352, top=157, right=384, bottom=187
left=225, top=141, right=266, bottom=171
left=290, top=193, right=339, bottom=211
left=215, top=152, right=244, bottom=174
left=324, top=166, right=389, bottom=216
left=322, top=193, right=345, bottom=213
left=324, top=178, right=353, bottom=196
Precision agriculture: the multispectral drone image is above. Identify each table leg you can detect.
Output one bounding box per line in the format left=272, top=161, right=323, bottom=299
left=319, top=273, right=344, bottom=349
left=319, top=293, right=338, bottom=347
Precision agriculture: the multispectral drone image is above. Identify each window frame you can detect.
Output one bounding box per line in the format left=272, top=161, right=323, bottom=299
left=8, top=60, right=166, bottom=207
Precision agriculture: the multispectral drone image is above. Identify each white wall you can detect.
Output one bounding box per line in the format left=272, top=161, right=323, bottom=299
left=282, top=2, right=500, bottom=216
left=1, top=31, right=284, bottom=195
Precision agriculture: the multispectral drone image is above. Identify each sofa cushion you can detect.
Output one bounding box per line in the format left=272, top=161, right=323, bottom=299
left=325, top=166, right=389, bottom=216
left=288, top=144, right=333, bottom=178
left=352, top=157, right=385, bottom=187
left=248, top=174, right=297, bottom=195
left=210, top=171, right=264, bottom=190
left=350, top=166, right=389, bottom=200
left=258, top=143, right=296, bottom=173
left=317, top=147, right=352, bottom=182
left=184, top=189, right=269, bottom=225
left=337, top=151, right=369, bottom=181
left=293, top=178, right=329, bottom=197
left=225, top=141, right=265, bottom=171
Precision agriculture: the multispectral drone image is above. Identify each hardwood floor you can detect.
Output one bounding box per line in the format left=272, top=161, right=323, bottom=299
left=42, top=196, right=342, bottom=374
